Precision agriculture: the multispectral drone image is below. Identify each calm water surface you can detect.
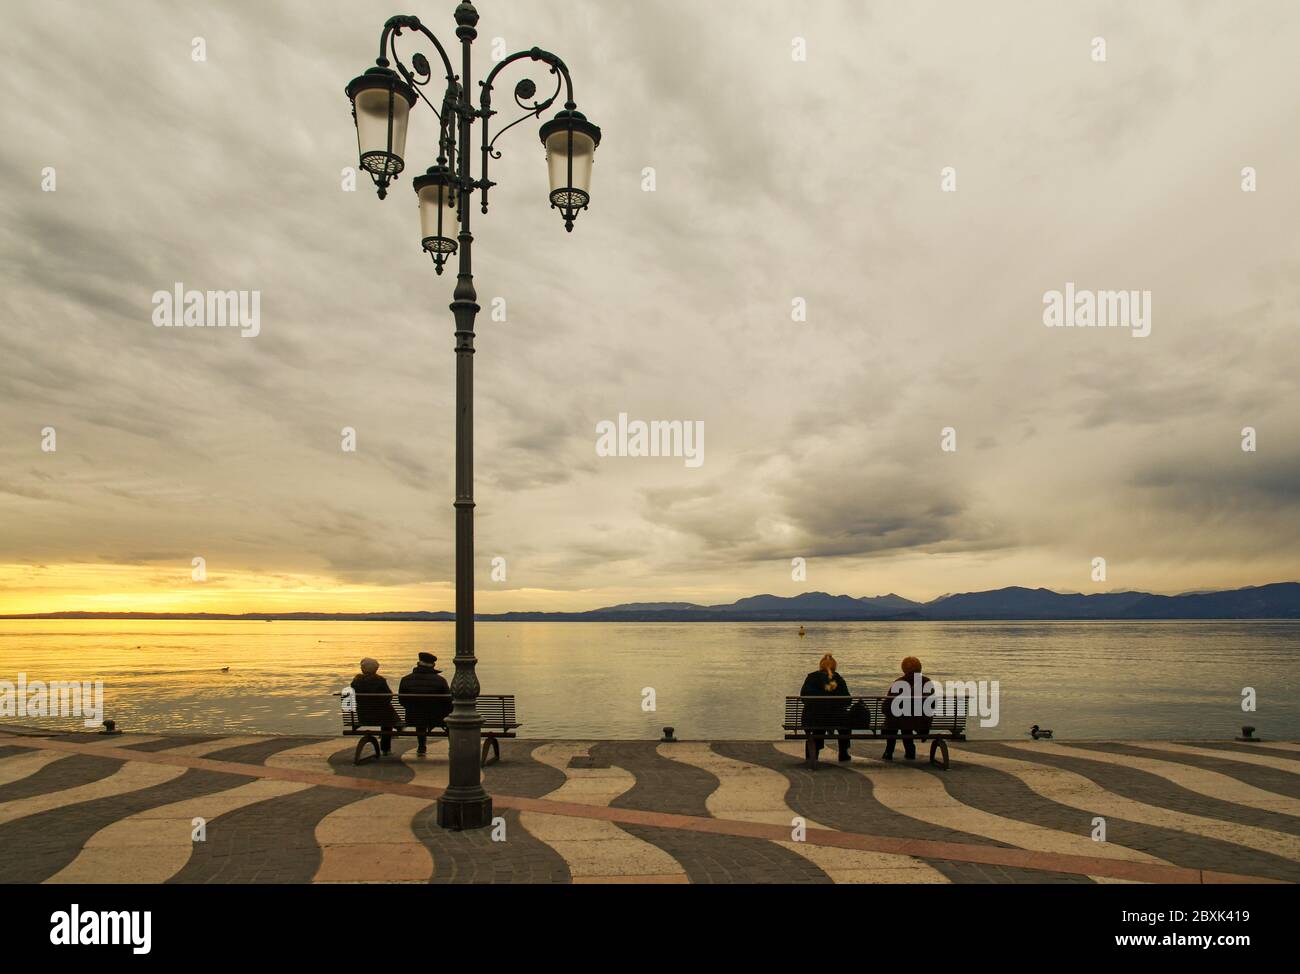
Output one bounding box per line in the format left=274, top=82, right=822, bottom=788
left=1, top=620, right=1297, bottom=740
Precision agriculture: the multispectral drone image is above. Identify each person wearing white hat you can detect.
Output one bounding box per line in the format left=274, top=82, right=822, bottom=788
left=350, top=657, right=399, bottom=754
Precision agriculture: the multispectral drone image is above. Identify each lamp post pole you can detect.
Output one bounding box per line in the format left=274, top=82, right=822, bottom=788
left=346, top=2, right=600, bottom=830
left=441, top=1, right=488, bottom=830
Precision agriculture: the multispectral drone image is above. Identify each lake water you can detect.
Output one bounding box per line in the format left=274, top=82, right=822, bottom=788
left=1, top=620, right=1297, bottom=740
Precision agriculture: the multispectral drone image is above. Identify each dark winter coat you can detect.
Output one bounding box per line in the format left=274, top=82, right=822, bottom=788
left=350, top=672, right=400, bottom=727
left=799, top=669, right=850, bottom=730
left=883, top=672, right=935, bottom=735
left=399, top=664, right=452, bottom=727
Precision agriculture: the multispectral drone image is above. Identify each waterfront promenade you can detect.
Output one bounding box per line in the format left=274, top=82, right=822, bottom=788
left=1, top=726, right=1296, bottom=884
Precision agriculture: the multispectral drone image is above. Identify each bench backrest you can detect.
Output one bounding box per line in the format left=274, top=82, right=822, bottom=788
left=784, top=694, right=969, bottom=735
left=341, top=692, right=517, bottom=731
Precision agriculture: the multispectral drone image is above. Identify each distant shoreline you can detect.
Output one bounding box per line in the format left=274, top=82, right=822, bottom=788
left=4, top=581, right=1297, bottom=623
left=3, top=613, right=1300, bottom=623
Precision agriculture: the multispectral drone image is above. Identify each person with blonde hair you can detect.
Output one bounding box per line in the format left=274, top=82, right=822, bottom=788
left=799, top=653, right=852, bottom=762
left=350, top=657, right=400, bottom=755
left=882, top=655, right=935, bottom=761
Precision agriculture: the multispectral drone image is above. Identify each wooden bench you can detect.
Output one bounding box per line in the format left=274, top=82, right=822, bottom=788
left=783, top=694, right=968, bottom=769
left=339, top=692, right=519, bottom=766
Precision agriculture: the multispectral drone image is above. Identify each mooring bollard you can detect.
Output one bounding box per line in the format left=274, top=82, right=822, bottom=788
left=1236, top=725, right=1260, bottom=742
left=99, top=719, right=120, bottom=736
left=660, top=726, right=677, bottom=743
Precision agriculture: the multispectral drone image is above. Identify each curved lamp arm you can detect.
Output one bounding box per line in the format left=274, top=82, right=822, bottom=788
left=378, top=15, right=456, bottom=85
left=379, top=16, right=460, bottom=167
left=477, top=47, right=577, bottom=214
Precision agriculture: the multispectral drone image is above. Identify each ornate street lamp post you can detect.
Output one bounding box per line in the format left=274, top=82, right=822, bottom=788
left=345, top=2, right=601, bottom=830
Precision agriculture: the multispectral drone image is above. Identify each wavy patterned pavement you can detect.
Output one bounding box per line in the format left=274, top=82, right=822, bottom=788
left=311, top=739, right=446, bottom=883
left=313, top=792, right=435, bottom=883
left=588, top=741, right=833, bottom=884
left=170, top=737, right=374, bottom=883
left=0, top=756, right=185, bottom=828
left=0, top=749, right=69, bottom=788
left=0, top=737, right=159, bottom=802
left=772, top=743, right=1167, bottom=872
left=168, top=736, right=266, bottom=754
left=1136, top=742, right=1300, bottom=776
left=66, top=735, right=164, bottom=747
left=742, top=742, right=1101, bottom=883
left=412, top=739, right=572, bottom=884
left=263, top=737, right=366, bottom=774
left=3, top=732, right=1295, bottom=884
left=1006, top=742, right=1300, bottom=818
left=1000, top=743, right=1300, bottom=843
left=0, top=735, right=259, bottom=883
left=71, top=734, right=572, bottom=886
left=1215, top=741, right=1300, bottom=755
left=0, top=734, right=162, bottom=803
left=913, top=746, right=1229, bottom=880
left=519, top=743, right=688, bottom=883
left=1075, top=743, right=1300, bottom=805
left=1242, top=738, right=1300, bottom=754
left=959, top=745, right=1300, bottom=881
left=663, top=742, right=948, bottom=883
left=45, top=736, right=303, bottom=884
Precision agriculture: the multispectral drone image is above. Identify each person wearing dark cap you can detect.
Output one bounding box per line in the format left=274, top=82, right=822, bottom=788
left=399, top=652, right=452, bottom=755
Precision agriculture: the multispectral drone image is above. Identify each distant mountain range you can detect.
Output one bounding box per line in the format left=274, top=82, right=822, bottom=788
left=6, top=582, right=1299, bottom=622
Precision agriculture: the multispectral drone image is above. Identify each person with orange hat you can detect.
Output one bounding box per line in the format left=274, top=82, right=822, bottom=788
left=882, top=656, right=935, bottom=761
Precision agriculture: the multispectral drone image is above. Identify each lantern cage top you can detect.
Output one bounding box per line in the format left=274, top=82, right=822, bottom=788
left=537, top=109, right=602, bottom=148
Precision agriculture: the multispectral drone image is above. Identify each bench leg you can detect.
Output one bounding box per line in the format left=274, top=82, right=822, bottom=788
left=480, top=733, right=501, bottom=768
left=354, top=735, right=380, bottom=766
left=929, top=738, right=949, bottom=770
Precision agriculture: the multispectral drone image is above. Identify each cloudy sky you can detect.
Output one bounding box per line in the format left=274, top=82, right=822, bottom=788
left=1, top=0, right=1298, bottom=614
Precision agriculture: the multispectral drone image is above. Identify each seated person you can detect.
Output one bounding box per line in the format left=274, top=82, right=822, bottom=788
left=799, top=653, right=852, bottom=761
left=398, top=652, right=452, bottom=755
left=882, top=656, right=934, bottom=761
left=350, top=657, right=400, bottom=755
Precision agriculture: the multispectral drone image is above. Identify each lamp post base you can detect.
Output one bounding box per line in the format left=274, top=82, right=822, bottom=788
left=435, top=789, right=494, bottom=830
